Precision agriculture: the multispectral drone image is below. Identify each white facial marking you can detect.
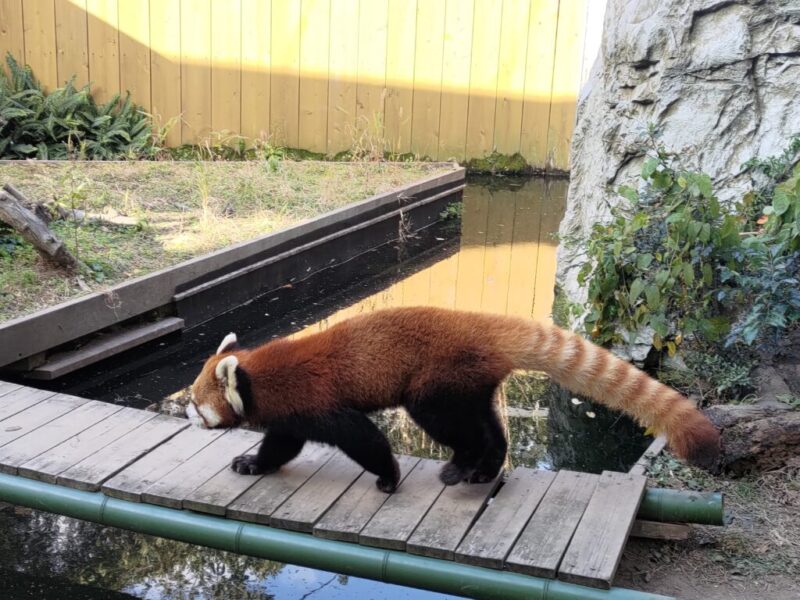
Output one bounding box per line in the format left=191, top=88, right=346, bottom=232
left=217, top=332, right=238, bottom=355
left=186, top=402, right=205, bottom=428
left=216, top=355, right=245, bottom=416
left=197, top=403, right=222, bottom=428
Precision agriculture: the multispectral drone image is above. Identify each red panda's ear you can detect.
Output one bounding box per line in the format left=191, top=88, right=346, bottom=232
left=216, top=332, right=238, bottom=354
left=215, top=355, right=245, bottom=416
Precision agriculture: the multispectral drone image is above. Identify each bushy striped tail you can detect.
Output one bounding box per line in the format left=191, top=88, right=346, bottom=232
left=506, top=320, right=721, bottom=468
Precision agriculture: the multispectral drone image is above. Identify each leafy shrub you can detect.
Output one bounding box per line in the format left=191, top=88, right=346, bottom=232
left=575, top=132, right=800, bottom=359
left=0, top=53, right=158, bottom=160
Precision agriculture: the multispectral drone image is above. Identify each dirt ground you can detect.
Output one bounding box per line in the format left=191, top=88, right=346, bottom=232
left=614, top=454, right=800, bottom=599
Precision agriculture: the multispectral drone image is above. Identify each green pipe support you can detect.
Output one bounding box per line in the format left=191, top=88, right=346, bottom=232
left=637, top=488, right=724, bottom=526
left=0, top=472, right=674, bottom=600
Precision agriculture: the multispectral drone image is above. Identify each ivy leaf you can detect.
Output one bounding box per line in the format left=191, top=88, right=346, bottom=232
left=629, top=278, right=646, bottom=304
left=773, top=187, right=791, bottom=216
left=645, top=285, right=661, bottom=310
left=636, top=253, right=654, bottom=270
left=618, top=185, right=639, bottom=203
left=641, top=157, right=659, bottom=180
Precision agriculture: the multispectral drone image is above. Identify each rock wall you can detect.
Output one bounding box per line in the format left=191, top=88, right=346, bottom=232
left=557, top=0, right=800, bottom=317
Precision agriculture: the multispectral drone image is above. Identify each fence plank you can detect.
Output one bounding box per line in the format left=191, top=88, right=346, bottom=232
left=118, top=0, right=150, bottom=111
left=55, top=0, right=88, bottom=88
left=493, top=0, right=530, bottom=155
left=240, top=0, right=270, bottom=144
left=0, top=0, right=25, bottom=67
left=437, top=0, right=473, bottom=162
left=326, top=0, right=358, bottom=154
left=384, top=0, right=416, bottom=155
left=519, top=0, right=559, bottom=168
left=149, top=0, right=181, bottom=145
left=23, top=0, right=58, bottom=90
left=355, top=0, right=388, bottom=138
left=298, top=0, right=330, bottom=153
left=410, top=0, right=445, bottom=159
left=270, top=0, right=300, bottom=147
left=180, top=0, right=212, bottom=144
left=465, top=0, right=502, bottom=159
left=86, top=0, right=119, bottom=104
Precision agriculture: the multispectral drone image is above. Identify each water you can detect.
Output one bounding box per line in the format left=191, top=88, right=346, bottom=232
left=0, top=177, right=650, bottom=599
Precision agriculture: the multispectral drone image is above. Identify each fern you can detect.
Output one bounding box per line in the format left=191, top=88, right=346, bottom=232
left=0, top=53, right=159, bottom=160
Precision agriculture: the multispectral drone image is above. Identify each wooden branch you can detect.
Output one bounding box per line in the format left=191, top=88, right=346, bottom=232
left=0, top=183, right=82, bottom=270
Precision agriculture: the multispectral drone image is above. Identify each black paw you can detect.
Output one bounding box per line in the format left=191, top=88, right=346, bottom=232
left=231, top=454, right=274, bottom=475
left=439, top=462, right=472, bottom=486
left=375, top=456, right=400, bottom=493
left=467, top=470, right=498, bottom=484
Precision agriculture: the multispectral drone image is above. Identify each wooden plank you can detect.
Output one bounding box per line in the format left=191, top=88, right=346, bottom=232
left=22, top=0, right=58, bottom=90
left=383, top=0, right=416, bottom=155
left=86, top=0, right=120, bottom=104
left=519, top=0, right=559, bottom=168
left=493, top=0, right=530, bottom=155
left=409, top=0, right=445, bottom=159
left=0, top=387, right=56, bottom=421
left=455, top=467, right=556, bottom=568
left=0, top=381, right=23, bottom=397
left=270, top=0, right=301, bottom=148
left=465, top=0, right=502, bottom=160
left=454, top=188, right=490, bottom=311
left=480, top=188, right=517, bottom=315
left=141, top=429, right=262, bottom=508
left=18, top=407, right=156, bottom=483
left=546, top=0, right=588, bottom=170
left=241, top=0, right=271, bottom=142
left=359, top=458, right=445, bottom=550
left=437, top=0, right=473, bottom=161
left=56, top=414, right=189, bottom=491
left=298, top=0, right=330, bottom=153
left=227, top=443, right=337, bottom=524
left=505, top=470, right=598, bottom=578
left=558, top=471, right=647, bottom=589
left=180, top=0, right=212, bottom=144
left=314, top=455, right=419, bottom=542
left=631, top=520, right=691, bottom=541
left=326, top=0, right=358, bottom=154
left=102, top=426, right=226, bottom=501
left=118, top=0, right=151, bottom=110
left=0, top=0, right=25, bottom=67
left=270, top=450, right=364, bottom=532
left=0, top=400, right=121, bottom=474
left=27, top=318, right=184, bottom=380
left=355, top=0, right=388, bottom=134
left=406, top=474, right=501, bottom=560
left=0, top=393, right=86, bottom=447
left=505, top=180, right=545, bottom=318
left=149, top=0, right=181, bottom=146
left=54, top=0, right=89, bottom=88
left=210, top=0, right=241, bottom=135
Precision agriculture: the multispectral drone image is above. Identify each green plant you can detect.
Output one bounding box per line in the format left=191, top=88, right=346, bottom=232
left=0, top=53, right=158, bottom=160
left=577, top=137, right=740, bottom=351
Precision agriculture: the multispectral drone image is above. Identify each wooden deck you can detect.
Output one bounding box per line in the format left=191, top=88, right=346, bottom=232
left=0, top=381, right=647, bottom=589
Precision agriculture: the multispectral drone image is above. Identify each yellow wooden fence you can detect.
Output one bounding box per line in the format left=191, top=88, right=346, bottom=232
left=0, top=0, right=605, bottom=170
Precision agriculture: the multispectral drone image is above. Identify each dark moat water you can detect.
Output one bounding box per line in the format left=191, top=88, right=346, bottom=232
left=0, top=177, right=650, bottom=599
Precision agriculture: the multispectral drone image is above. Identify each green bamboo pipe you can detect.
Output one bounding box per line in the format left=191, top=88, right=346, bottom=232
left=0, top=472, right=672, bottom=600
left=637, top=488, right=724, bottom=526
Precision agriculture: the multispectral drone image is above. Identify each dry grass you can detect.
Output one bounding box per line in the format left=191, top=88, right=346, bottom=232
left=0, top=160, right=450, bottom=322
left=616, top=454, right=800, bottom=599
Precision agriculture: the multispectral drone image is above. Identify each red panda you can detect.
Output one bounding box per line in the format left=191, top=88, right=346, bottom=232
left=188, top=306, right=720, bottom=492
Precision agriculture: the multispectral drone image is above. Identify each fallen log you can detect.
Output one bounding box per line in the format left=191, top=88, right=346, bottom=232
left=0, top=183, right=82, bottom=270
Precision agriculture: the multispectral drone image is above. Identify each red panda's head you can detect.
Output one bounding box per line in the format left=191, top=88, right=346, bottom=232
left=187, top=332, right=245, bottom=429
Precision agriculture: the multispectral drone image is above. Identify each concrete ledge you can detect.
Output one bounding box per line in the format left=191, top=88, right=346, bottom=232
left=0, top=166, right=464, bottom=368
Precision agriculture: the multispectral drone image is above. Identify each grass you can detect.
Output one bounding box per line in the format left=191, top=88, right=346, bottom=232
left=0, top=159, right=451, bottom=322
left=616, top=453, right=800, bottom=597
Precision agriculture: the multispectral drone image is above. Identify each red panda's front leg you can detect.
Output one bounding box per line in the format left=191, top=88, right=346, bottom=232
left=231, top=430, right=306, bottom=475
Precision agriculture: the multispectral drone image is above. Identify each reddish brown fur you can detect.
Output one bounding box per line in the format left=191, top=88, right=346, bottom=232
left=191, top=306, right=721, bottom=471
